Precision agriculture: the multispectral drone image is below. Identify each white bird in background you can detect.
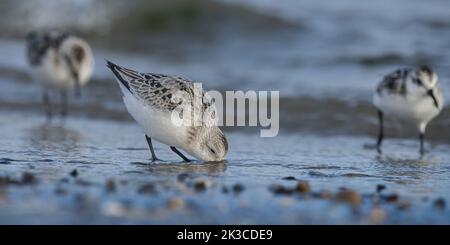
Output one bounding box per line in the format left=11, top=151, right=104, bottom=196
left=373, top=66, right=444, bottom=155
left=26, top=31, right=94, bottom=118
left=106, top=61, right=228, bottom=163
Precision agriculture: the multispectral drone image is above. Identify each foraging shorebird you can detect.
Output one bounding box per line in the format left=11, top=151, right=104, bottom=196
left=26, top=31, right=94, bottom=118
left=106, top=61, right=228, bottom=162
left=373, top=66, right=444, bottom=155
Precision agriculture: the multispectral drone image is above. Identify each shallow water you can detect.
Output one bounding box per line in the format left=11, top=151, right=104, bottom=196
left=0, top=111, right=449, bottom=224
left=1, top=0, right=450, bottom=224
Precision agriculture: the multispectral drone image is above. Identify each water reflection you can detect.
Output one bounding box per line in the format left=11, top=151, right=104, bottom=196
left=373, top=154, right=434, bottom=185
left=133, top=161, right=227, bottom=176
left=28, top=123, right=82, bottom=154
left=375, top=155, right=430, bottom=166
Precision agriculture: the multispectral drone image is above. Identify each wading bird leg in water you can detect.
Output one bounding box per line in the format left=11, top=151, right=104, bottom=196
left=170, top=146, right=191, bottom=162
left=145, top=135, right=160, bottom=162
left=43, top=90, right=52, bottom=120
left=61, top=90, right=68, bottom=118
left=419, top=132, right=425, bottom=156
left=74, top=78, right=81, bottom=98
left=376, top=109, right=384, bottom=154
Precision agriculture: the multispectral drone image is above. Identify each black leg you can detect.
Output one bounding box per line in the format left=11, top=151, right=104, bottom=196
left=74, top=81, right=81, bottom=98
left=376, top=110, right=384, bottom=154
left=170, top=146, right=191, bottom=162
left=43, top=91, right=52, bottom=120
left=145, top=135, right=159, bottom=162
left=419, top=132, right=425, bottom=156
left=61, top=90, right=68, bottom=118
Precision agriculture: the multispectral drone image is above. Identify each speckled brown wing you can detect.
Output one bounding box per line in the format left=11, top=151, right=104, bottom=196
left=107, top=61, right=215, bottom=116
left=129, top=75, right=196, bottom=112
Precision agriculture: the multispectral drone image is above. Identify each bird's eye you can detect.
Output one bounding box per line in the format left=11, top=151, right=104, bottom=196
left=415, top=78, right=423, bottom=85
left=209, top=147, right=216, bottom=154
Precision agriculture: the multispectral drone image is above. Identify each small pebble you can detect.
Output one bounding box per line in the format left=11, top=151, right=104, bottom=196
left=74, top=193, right=95, bottom=208
left=369, top=207, right=385, bottom=223
left=0, top=176, right=15, bottom=186
left=222, top=186, right=229, bottom=194
left=70, top=169, right=78, bottom=178
left=386, top=193, right=399, bottom=203
left=320, top=191, right=333, bottom=199
left=336, top=190, right=362, bottom=207
left=138, top=183, right=156, bottom=195
left=193, top=180, right=208, bottom=192
left=270, top=185, right=294, bottom=195
left=1, top=174, right=37, bottom=186
left=106, top=178, right=116, bottom=193
left=433, top=198, right=446, bottom=210
left=167, top=197, right=184, bottom=210
left=282, top=176, right=297, bottom=181
left=102, top=202, right=128, bottom=217
left=75, top=179, right=94, bottom=187
left=371, top=194, right=381, bottom=204
left=232, top=183, right=245, bottom=194
left=178, top=173, right=190, bottom=182
left=58, top=178, right=70, bottom=183
left=54, top=187, right=68, bottom=196
left=296, top=181, right=310, bottom=193
left=312, top=191, right=332, bottom=199
left=21, top=172, right=37, bottom=185
left=376, top=184, right=386, bottom=193
left=397, top=202, right=411, bottom=210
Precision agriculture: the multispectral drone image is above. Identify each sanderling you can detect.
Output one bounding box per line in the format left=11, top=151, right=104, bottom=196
left=373, top=66, right=444, bottom=155
left=106, top=61, right=228, bottom=162
left=26, top=31, right=94, bottom=118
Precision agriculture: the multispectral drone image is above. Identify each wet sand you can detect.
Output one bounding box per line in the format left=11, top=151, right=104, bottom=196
left=0, top=110, right=448, bottom=224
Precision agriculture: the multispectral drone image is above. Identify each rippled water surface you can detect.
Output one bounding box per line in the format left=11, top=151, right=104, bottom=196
left=0, top=111, right=449, bottom=224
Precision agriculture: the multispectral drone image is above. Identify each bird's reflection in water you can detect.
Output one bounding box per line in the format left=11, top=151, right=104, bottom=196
left=374, top=154, right=433, bottom=184
left=28, top=123, right=82, bottom=154
left=135, top=160, right=228, bottom=176
left=375, top=154, right=431, bottom=166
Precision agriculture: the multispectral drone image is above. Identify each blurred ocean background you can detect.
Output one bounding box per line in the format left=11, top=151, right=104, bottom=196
left=0, top=0, right=449, bottom=224
left=1, top=0, right=450, bottom=138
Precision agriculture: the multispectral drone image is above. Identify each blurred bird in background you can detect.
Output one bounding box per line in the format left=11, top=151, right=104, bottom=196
left=26, top=31, right=94, bottom=118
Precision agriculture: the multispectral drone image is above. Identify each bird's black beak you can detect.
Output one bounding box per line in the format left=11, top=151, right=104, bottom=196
left=427, top=89, right=439, bottom=109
